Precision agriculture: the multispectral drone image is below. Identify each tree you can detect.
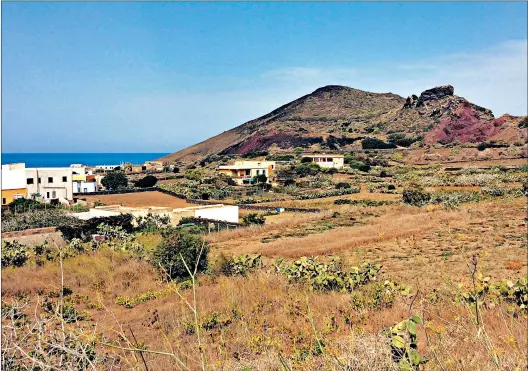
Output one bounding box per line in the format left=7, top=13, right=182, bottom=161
left=300, top=157, right=313, bottom=163
left=152, top=230, right=209, bottom=281
left=134, top=175, right=158, bottom=188
left=255, top=174, right=268, bottom=184
left=101, top=171, right=128, bottom=190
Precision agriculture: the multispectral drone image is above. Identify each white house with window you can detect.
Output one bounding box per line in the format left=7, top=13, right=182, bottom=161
left=303, top=154, right=345, bottom=169
left=25, top=167, right=75, bottom=202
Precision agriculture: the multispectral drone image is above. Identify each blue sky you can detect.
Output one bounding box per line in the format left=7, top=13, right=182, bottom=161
left=2, top=2, right=527, bottom=153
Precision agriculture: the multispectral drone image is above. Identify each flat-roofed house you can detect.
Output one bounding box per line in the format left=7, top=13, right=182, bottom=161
left=218, top=160, right=276, bottom=185
left=303, top=154, right=345, bottom=169
left=25, top=167, right=74, bottom=202
left=1, top=163, right=27, bottom=206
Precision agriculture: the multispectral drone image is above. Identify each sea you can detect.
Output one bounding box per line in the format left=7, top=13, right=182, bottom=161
left=1, top=153, right=170, bottom=168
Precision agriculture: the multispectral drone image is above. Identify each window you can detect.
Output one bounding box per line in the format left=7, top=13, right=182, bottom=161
left=13, top=194, right=24, bottom=200
left=46, top=192, right=50, bottom=198
left=327, top=158, right=333, bottom=162
left=256, top=170, right=260, bottom=175
left=52, top=191, right=56, bottom=198
left=2, top=198, right=6, bottom=205
left=48, top=177, right=53, bottom=183
left=62, top=176, right=67, bottom=182
left=38, top=178, right=41, bottom=184
left=27, top=178, right=34, bottom=185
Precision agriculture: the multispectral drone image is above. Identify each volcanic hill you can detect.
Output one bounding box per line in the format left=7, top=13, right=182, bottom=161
left=158, top=85, right=527, bottom=164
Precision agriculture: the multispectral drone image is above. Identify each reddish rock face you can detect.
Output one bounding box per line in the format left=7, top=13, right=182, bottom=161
left=425, top=100, right=507, bottom=144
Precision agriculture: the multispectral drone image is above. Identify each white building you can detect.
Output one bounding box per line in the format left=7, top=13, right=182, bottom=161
left=303, top=154, right=344, bottom=169
left=1, top=163, right=27, bottom=205
left=25, top=167, right=75, bottom=202
left=94, top=164, right=121, bottom=172
left=73, top=204, right=239, bottom=226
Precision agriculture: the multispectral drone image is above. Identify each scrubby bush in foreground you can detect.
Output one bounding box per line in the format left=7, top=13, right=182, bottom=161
left=242, top=213, right=266, bottom=226
left=402, top=187, right=431, bottom=206
left=152, top=230, right=209, bottom=281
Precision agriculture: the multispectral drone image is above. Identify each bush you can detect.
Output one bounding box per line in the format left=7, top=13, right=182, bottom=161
left=101, top=171, right=128, bottom=190
left=2, top=209, right=84, bottom=233
left=348, top=160, right=371, bottom=172
left=477, top=142, right=488, bottom=151
left=135, top=213, right=171, bottom=232
left=266, top=154, right=295, bottom=162
left=58, top=214, right=134, bottom=241
left=8, top=198, right=46, bottom=213
left=152, top=230, right=209, bottom=281
left=335, top=182, right=351, bottom=189
left=134, top=175, right=158, bottom=188
left=402, top=187, right=431, bottom=206
left=242, top=213, right=266, bottom=226
left=362, top=137, right=396, bottom=149
left=295, top=162, right=321, bottom=177
left=388, top=133, right=422, bottom=147
left=1, top=240, right=29, bottom=268
left=242, top=151, right=268, bottom=159
left=300, top=157, right=313, bottom=163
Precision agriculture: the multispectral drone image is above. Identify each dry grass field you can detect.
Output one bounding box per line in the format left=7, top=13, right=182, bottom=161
left=81, top=191, right=193, bottom=208
left=2, top=161, right=527, bottom=370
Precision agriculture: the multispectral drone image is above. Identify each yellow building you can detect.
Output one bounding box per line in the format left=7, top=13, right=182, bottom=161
left=218, top=160, right=276, bottom=185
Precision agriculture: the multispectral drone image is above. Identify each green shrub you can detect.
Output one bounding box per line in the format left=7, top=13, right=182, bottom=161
left=135, top=213, right=171, bottom=232
left=294, top=187, right=360, bottom=200
left=335, top=182, right=351, bottom=189
left=477, top=142, right=488, bottom=151
left=402, top=187, right=431, bottom=206
left=1, top=241, right=29, bottom=268
left=300, top=157, right=313, bottom=163
left=386, top=316, right=428, bottom=370
left=242, top=213, right=266, bottom=226
left=279, top=257, right=382, bottom=293
left=295, top=162, right=321, bottom=177
left=8, top=198, right=46, bottom=213
left=362, top=137, right=396, bottom=149
left=134, top=175, right=158, bottom=188
left=152, top=231, right=209, bottom=281
left=217, top=254, right=263, bottom=276
left=348, top=160, right=371, bottom=172
left=266, top=154, right=295, bottom=161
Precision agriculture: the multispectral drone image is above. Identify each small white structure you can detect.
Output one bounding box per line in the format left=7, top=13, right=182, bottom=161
left=94, top=164, right=121, bottom=172
left=303, top=154, right=344, bottom=169
left=73, top=181, right=98, bottom=194
left=78, top=204, right=240, bottom=226
left=71, top=209, right=121, bottom=220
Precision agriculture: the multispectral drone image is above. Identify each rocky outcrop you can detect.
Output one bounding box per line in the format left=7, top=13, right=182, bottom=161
left=416, top=85, right=454, bottom=107
left=403, top=94, right=419, bottom=109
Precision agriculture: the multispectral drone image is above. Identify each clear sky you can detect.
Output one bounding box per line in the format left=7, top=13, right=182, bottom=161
left=2, top=2, right=527, bottom=153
